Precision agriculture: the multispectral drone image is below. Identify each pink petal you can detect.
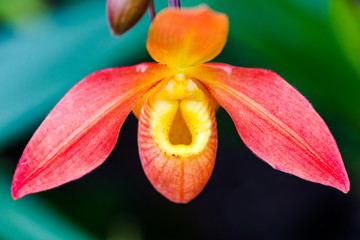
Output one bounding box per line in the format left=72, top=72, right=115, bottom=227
left=189, top=63, right=350, bottom=193
left=12, top=63, right=170, bottom=199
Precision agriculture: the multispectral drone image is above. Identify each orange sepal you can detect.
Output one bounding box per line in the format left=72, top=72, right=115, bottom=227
left=146, top=6, right=228, bottom=69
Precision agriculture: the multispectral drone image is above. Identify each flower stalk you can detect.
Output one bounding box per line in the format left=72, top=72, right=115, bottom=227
left=149, top=0, right=155, bottom=21
left=168, top=0, right=181, bottom=8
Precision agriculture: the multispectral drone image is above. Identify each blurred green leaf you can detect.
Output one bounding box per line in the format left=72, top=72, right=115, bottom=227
left=0, top=0, right=149, bottom=149
left=330, top=0, right=360, bottom=78
left=0, top=0, right=47, bottom=24
left=0, top=158, right=94, bottom=240
left=210, top=0, right=360, bottom=138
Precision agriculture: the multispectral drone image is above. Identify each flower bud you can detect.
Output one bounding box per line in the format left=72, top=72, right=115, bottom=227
left=107, top=0, right=150, bottom=36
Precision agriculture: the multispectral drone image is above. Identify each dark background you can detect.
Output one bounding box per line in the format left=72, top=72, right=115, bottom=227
left=1, top=0, right=360, bottom=239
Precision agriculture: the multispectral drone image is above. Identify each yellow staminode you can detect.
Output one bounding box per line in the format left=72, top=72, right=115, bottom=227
left=148, top=74, right=212, bottom=156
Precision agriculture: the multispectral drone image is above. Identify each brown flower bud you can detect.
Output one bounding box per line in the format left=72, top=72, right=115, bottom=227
left=107, top=0, right=150, bottom=36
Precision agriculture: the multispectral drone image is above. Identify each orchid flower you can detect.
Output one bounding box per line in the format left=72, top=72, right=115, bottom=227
left=12, top=6, right=349, bottom=203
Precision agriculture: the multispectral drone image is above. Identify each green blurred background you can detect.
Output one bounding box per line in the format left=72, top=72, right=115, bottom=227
left=1, top=0, right=360, bottom=239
